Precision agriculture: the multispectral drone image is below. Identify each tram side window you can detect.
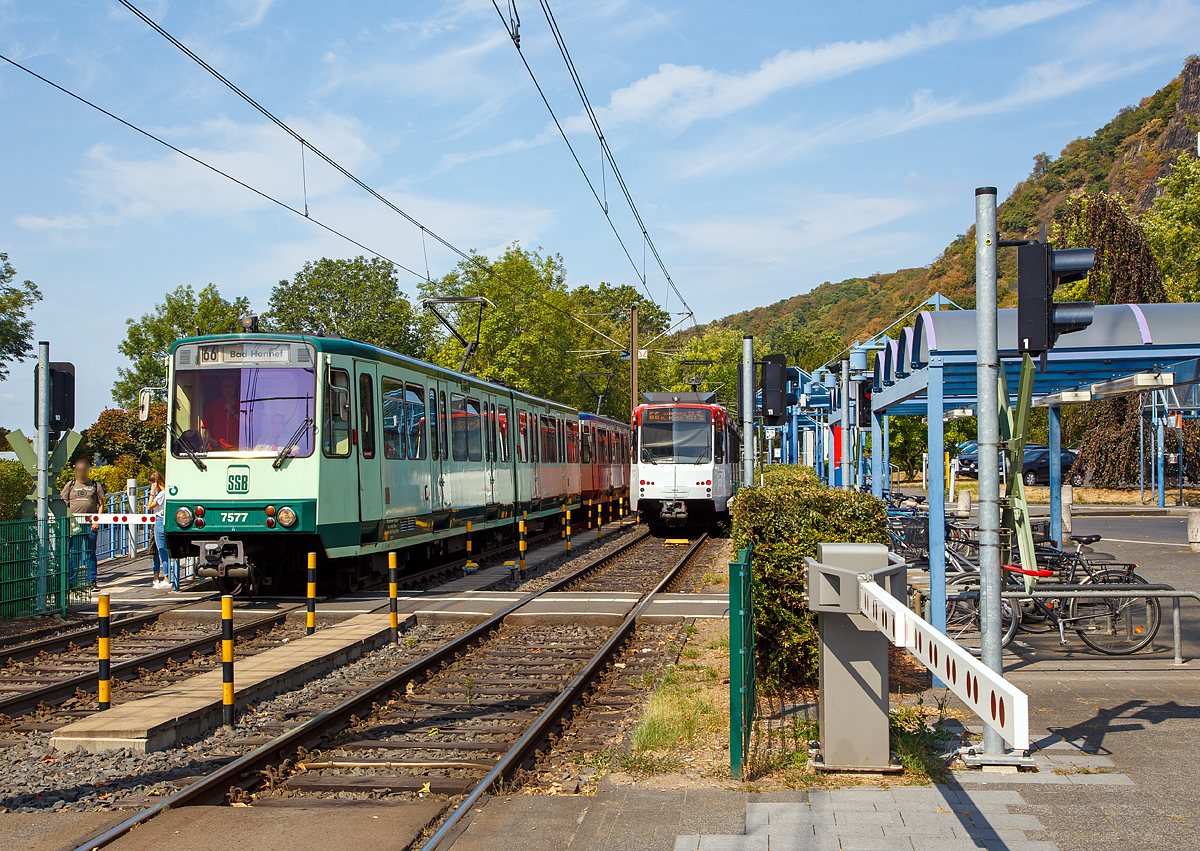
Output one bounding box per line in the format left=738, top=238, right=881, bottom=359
left=558, top=419, right=565, bottom=462
left=467, top=398, right=483, bottom=462
left=714, top=424, right=725, bottom=463
left=429, top=388, right=439, bottom=460
left=517, top=411, right=528, bottom=462
left=382, top=377, right=404, bottom=460
left=498, top=406, right=511, bottom=462
left=440, top=392, right=449, bottom=461
left=489, top=404, right=498, bottom=462
left=450, top=394, right=468, bottom=461
left=358, top=375, right=376, bottom=459
left=566, top=422, right=578, bottom=463
left=324, top=368, right=352, bottom=457
left=580, top=426, right=592, bottom=463
left=406, top=384, right=426, bottom=460
left=531, top=413, right=539, bottom=463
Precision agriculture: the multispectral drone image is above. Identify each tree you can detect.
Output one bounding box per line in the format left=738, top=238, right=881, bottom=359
left=114, top=284, right=250, bottom=406
left=1054, top=192, right=1172, bottom=488
left=0, top=252, right=42, bottom=380
left=420, top=244, right=580, bottom=404
left=1145, top=152, right=1200, bottom=303
left=265, top=256, right=418, bottom=355
left=78, top=404, right=168, bottom=469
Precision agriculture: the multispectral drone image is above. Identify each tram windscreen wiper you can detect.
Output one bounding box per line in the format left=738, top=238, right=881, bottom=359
left=273, top=417, right=314, bottom=470
left=171, top=425, right=208, bottom=471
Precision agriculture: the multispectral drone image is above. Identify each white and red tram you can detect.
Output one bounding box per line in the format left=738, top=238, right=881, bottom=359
left=631, top=392, right=741, bottom=530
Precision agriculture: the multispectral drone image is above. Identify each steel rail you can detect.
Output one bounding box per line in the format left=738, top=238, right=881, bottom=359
left=0, top=607, right=175, bottom=663
left=68, top=527, right=655, bottom=851
left=420, top=533, right=710, bottom=851
left=0, top=607, right=297, bottom=718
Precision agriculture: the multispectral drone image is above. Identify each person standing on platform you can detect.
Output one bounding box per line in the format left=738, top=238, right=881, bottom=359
left=61, top=458, right=105, bottom=591
left=148, top=470, right=175, bottom=590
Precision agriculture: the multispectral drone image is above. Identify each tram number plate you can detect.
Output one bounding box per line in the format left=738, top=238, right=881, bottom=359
left=220, top=512, right=249, bottom=524
left=227, top=465, right=250, bottom=494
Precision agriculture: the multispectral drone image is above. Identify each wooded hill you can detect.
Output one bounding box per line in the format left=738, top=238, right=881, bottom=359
left=710, top=57, right=1200, bottom=351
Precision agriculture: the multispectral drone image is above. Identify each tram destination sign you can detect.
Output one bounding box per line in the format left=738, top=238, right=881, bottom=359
left=644, top=407, right=710, bottom=423
left=198, top=342, right=293, bottom=366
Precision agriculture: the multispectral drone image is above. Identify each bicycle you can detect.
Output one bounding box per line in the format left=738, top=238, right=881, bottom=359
left=1008, top=534, right=1161, bottom=655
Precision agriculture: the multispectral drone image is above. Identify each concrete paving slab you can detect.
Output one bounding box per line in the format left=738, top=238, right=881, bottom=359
left=100, top=801, right=446, bottom=851
left=48, top=611, right=401, bottom=753
left=0, top=812, right=129, bottom=851
left=447, top=794, right=593, bottom=851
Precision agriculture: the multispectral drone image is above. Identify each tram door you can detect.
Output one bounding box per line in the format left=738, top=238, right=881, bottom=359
left=354, top=361, right=383, bottom=525
left=482, top=393, right=497, bottom=508
left=432, top=379, right=449, bottom=515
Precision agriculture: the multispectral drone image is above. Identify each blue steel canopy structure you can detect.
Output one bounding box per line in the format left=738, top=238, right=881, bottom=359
left=830, top=302, right=1200, bottom=637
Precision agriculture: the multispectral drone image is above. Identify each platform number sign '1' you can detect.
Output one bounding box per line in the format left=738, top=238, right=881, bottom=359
left=227, top=465, right=250, bottom=494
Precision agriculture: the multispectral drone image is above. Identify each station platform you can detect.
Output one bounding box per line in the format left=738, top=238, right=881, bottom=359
left=48, top=611, right=404, bottom=754
left=405, top=591, right=729, bottom=626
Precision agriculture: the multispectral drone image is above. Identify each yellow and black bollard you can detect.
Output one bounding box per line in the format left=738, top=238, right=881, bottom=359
left=565, top=508, right=572, bottom=552
left=597, top=499, right=604, bottom=541
left=518, top=515, right=527, bottom=580
left=221, top=594, right=234, bottom=727
left=97, top=594, right=111, bottom=711
left=560, top=505, right=565, bottom=540
left=388, top=551, right=399, bottom=644
left=466, top=520, right=473, bottom=561
left=306, top=552, right=317, bottom=636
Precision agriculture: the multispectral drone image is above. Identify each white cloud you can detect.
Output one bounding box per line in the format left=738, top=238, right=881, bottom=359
left=14, top=213, right=91, bottom=231
left=227, top=0, right=278, bottom=30
left=566, top=0, right=1091, bottom=135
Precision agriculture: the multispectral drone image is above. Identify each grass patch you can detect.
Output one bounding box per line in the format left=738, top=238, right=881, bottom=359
left=707, top=631, right=730, bottom=651
left=889, top=697, right=954, bottom=782
left=614, top=751, right=681, bottom=776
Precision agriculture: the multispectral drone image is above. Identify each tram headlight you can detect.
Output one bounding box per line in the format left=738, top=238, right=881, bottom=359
left=175, top=507, right=194, bottom=529
left=277, top=506, right=298, bottom=528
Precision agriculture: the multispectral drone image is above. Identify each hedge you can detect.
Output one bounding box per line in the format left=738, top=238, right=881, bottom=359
left=730, top=464, right=888, bottom=693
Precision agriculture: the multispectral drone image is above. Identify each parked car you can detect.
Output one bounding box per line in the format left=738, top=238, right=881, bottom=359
left=1021, top=448, right=1084, bottom=487
left=956, top=444, right=1047, bottom=479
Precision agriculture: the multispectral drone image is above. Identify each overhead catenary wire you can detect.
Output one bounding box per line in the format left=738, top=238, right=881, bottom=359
left=529, top=0, right=694, bottom=320
left=489, top=0, right=653, bottom=303
left=113, top=0, right=580, bottom=324
left=0, top=51, right=424, bottom=281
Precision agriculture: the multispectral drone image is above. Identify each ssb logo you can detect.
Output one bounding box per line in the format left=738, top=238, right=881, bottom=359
left=227, top=465, right=250, bottom=494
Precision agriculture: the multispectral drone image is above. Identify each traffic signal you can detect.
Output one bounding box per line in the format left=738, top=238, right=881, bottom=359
left=857, top=381, right=873, bottom=427
left=34, top=361, right=75, bottom=436
left=761, top=354, right=786, bottom=426
left=1017, top=242, right=1096, bottom=354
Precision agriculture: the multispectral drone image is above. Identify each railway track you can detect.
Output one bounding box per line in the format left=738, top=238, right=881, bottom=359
left=69, top=531, right=712, bottom=851
left=0, top=607, right=299, bottom=721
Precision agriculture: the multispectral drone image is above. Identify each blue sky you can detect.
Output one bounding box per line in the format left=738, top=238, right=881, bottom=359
left=2, top=0, right=1198, bottom=429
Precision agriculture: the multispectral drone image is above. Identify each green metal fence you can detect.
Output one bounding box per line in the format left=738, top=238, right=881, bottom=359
left=0, top=516, right=84, bottom=619
left=729, top=543, right=755, bottom=779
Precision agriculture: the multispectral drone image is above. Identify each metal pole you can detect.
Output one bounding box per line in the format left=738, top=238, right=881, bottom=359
left=975, top=186, right=1004, bottom=756
left=388, top=551, right=399, bottom=644
left=883, top=414, right=891, bottom=497
left=1049, top=405, right=1062, bottom=546
left=630, top=304, right=638, bottom=413
left=36, top=341, right=49, bottom=613
left=741, top=336, right=755, bottom=486
left=1140, top=399, right=1145, bottom=503
left=221, top=594, right=234, bottom=727
left=840, top=360, right=851, bottom=491
left=871, top=409, right=883, bottom=498
left=97, top=594, right=111, bottom=710
left=306, top=552, right=316, bottom=636
left=1158, top=408, right=1167, bottom=509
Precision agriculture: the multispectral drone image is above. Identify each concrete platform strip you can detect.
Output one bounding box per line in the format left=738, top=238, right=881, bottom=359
left=948, top=725, right=1134, bottom=786
left=676, top=787, right=1061, bottom=850
left=48, top=611, right=410, bottom=754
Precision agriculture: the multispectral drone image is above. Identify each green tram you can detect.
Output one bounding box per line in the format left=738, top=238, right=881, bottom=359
left=164, top=334, right=631, bottom=594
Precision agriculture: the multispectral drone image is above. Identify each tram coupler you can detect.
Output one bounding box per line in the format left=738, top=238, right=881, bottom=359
left=660, top=501, right=689, bottom=524
left=194, top=536, right=254, bottom=580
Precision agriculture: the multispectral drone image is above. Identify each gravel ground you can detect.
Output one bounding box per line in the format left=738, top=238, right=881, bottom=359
left=0, top=622, right=454, bottom=814
left=501, top=524, right=643, bottom=593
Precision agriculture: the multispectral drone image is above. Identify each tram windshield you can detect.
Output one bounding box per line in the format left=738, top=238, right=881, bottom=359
left=172, top=366, right=317, bottom=456
left=639, top=408, right=712, bottom=464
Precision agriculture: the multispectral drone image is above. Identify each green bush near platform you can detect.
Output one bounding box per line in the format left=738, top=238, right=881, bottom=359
left=730, top=465, right=887, bottom=693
